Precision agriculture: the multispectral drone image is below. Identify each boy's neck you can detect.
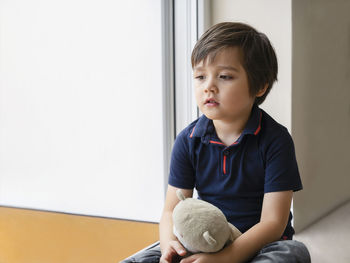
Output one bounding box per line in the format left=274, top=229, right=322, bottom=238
left=212, top=108, right=252, bottom=146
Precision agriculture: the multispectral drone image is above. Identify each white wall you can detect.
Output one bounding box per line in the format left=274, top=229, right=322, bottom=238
left=211, top=0, right=292, bottom=130
left=0, top=0, right=166, bottom=222
left=292, top=0, right=350, bottom=232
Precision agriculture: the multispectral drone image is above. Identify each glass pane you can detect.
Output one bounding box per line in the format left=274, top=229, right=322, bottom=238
left=0, top=0, right=165, bottom=222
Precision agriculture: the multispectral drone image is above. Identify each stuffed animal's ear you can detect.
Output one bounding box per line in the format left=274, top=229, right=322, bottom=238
left=203, top=231, right=217, bottom=246
left=176, top=189, right=186, bottom=201
left=228, top=222, right=242, bottom=241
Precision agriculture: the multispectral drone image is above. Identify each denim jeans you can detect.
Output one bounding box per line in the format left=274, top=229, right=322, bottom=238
left=120, top=240, right=310, bottom=263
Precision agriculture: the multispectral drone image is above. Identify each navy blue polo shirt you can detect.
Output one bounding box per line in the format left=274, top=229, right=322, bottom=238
left=168, top=104, right=302, bottom=239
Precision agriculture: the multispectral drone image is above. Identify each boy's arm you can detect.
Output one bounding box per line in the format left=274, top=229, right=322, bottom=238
left=159, top=185, right=193, bottom=263
left=180, top=190, right=293, bottom=263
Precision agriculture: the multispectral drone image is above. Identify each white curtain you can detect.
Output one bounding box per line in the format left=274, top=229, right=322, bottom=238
left=0, top=0, right=165, bottom=222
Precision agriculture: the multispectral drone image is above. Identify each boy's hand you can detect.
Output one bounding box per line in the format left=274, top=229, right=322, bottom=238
left=160, top=240, right=187, bottom=263
left=179, top=253, right=215, bottom=263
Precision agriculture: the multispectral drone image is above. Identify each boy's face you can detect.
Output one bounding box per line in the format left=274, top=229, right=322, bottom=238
left=193, top=47, right=257, bottom=124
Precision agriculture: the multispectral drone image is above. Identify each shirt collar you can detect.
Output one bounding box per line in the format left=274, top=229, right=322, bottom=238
left=190, top=104, right=262, bottom=139
left=242, top=103, right=262, bottom=136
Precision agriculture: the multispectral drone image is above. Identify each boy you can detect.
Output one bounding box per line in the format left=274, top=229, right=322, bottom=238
left=123, top=22, right=310, bottom=263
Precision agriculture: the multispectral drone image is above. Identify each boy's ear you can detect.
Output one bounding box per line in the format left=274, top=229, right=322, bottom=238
left=256, top=84, right=268, bottom=97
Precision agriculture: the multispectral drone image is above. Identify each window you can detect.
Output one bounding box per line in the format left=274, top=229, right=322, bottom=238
left=0, top=0, right=173, bottom=222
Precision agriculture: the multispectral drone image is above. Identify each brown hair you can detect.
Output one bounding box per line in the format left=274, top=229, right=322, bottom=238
left=191, top=22, right=278, bottom=105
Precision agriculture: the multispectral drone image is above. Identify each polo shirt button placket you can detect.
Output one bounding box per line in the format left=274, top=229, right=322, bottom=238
left=222, top=149, right=230, bottom=175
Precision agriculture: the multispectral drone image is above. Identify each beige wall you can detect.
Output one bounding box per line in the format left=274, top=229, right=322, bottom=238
left=292, top=0, right=350, bottom=232
left=211, top=0, right=350, bottom=232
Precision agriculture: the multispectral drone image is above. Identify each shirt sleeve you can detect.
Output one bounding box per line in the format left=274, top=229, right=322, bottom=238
left=264, top=128, right=303, bottom=193
left=168, top=130, right=196, bottom=189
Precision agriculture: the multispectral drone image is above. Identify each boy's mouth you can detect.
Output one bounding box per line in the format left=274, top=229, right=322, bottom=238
left=205, top=98, right=219, bottom=105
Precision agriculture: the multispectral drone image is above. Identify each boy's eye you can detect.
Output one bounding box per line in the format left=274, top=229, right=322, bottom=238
left=195, top=75, right=205, bottom=80
left=219, top=75, right=233, bottom=80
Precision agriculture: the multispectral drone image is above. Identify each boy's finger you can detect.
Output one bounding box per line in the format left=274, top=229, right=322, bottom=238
left=180, top=254, right=197, bottom=263
left=171, top=241, right=187, bottom=256
left=159, top=258, right=170, bottom=263
left=179, top=257, right=191, bottom=263
left=159, top=252, right=171, bottom=263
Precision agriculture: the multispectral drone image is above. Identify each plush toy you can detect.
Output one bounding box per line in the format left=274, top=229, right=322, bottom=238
left=172, top=189, right=242, bottom=254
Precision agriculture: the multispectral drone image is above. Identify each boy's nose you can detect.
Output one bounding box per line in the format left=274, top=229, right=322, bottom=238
left=204, top=79, right=218, bottom=93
